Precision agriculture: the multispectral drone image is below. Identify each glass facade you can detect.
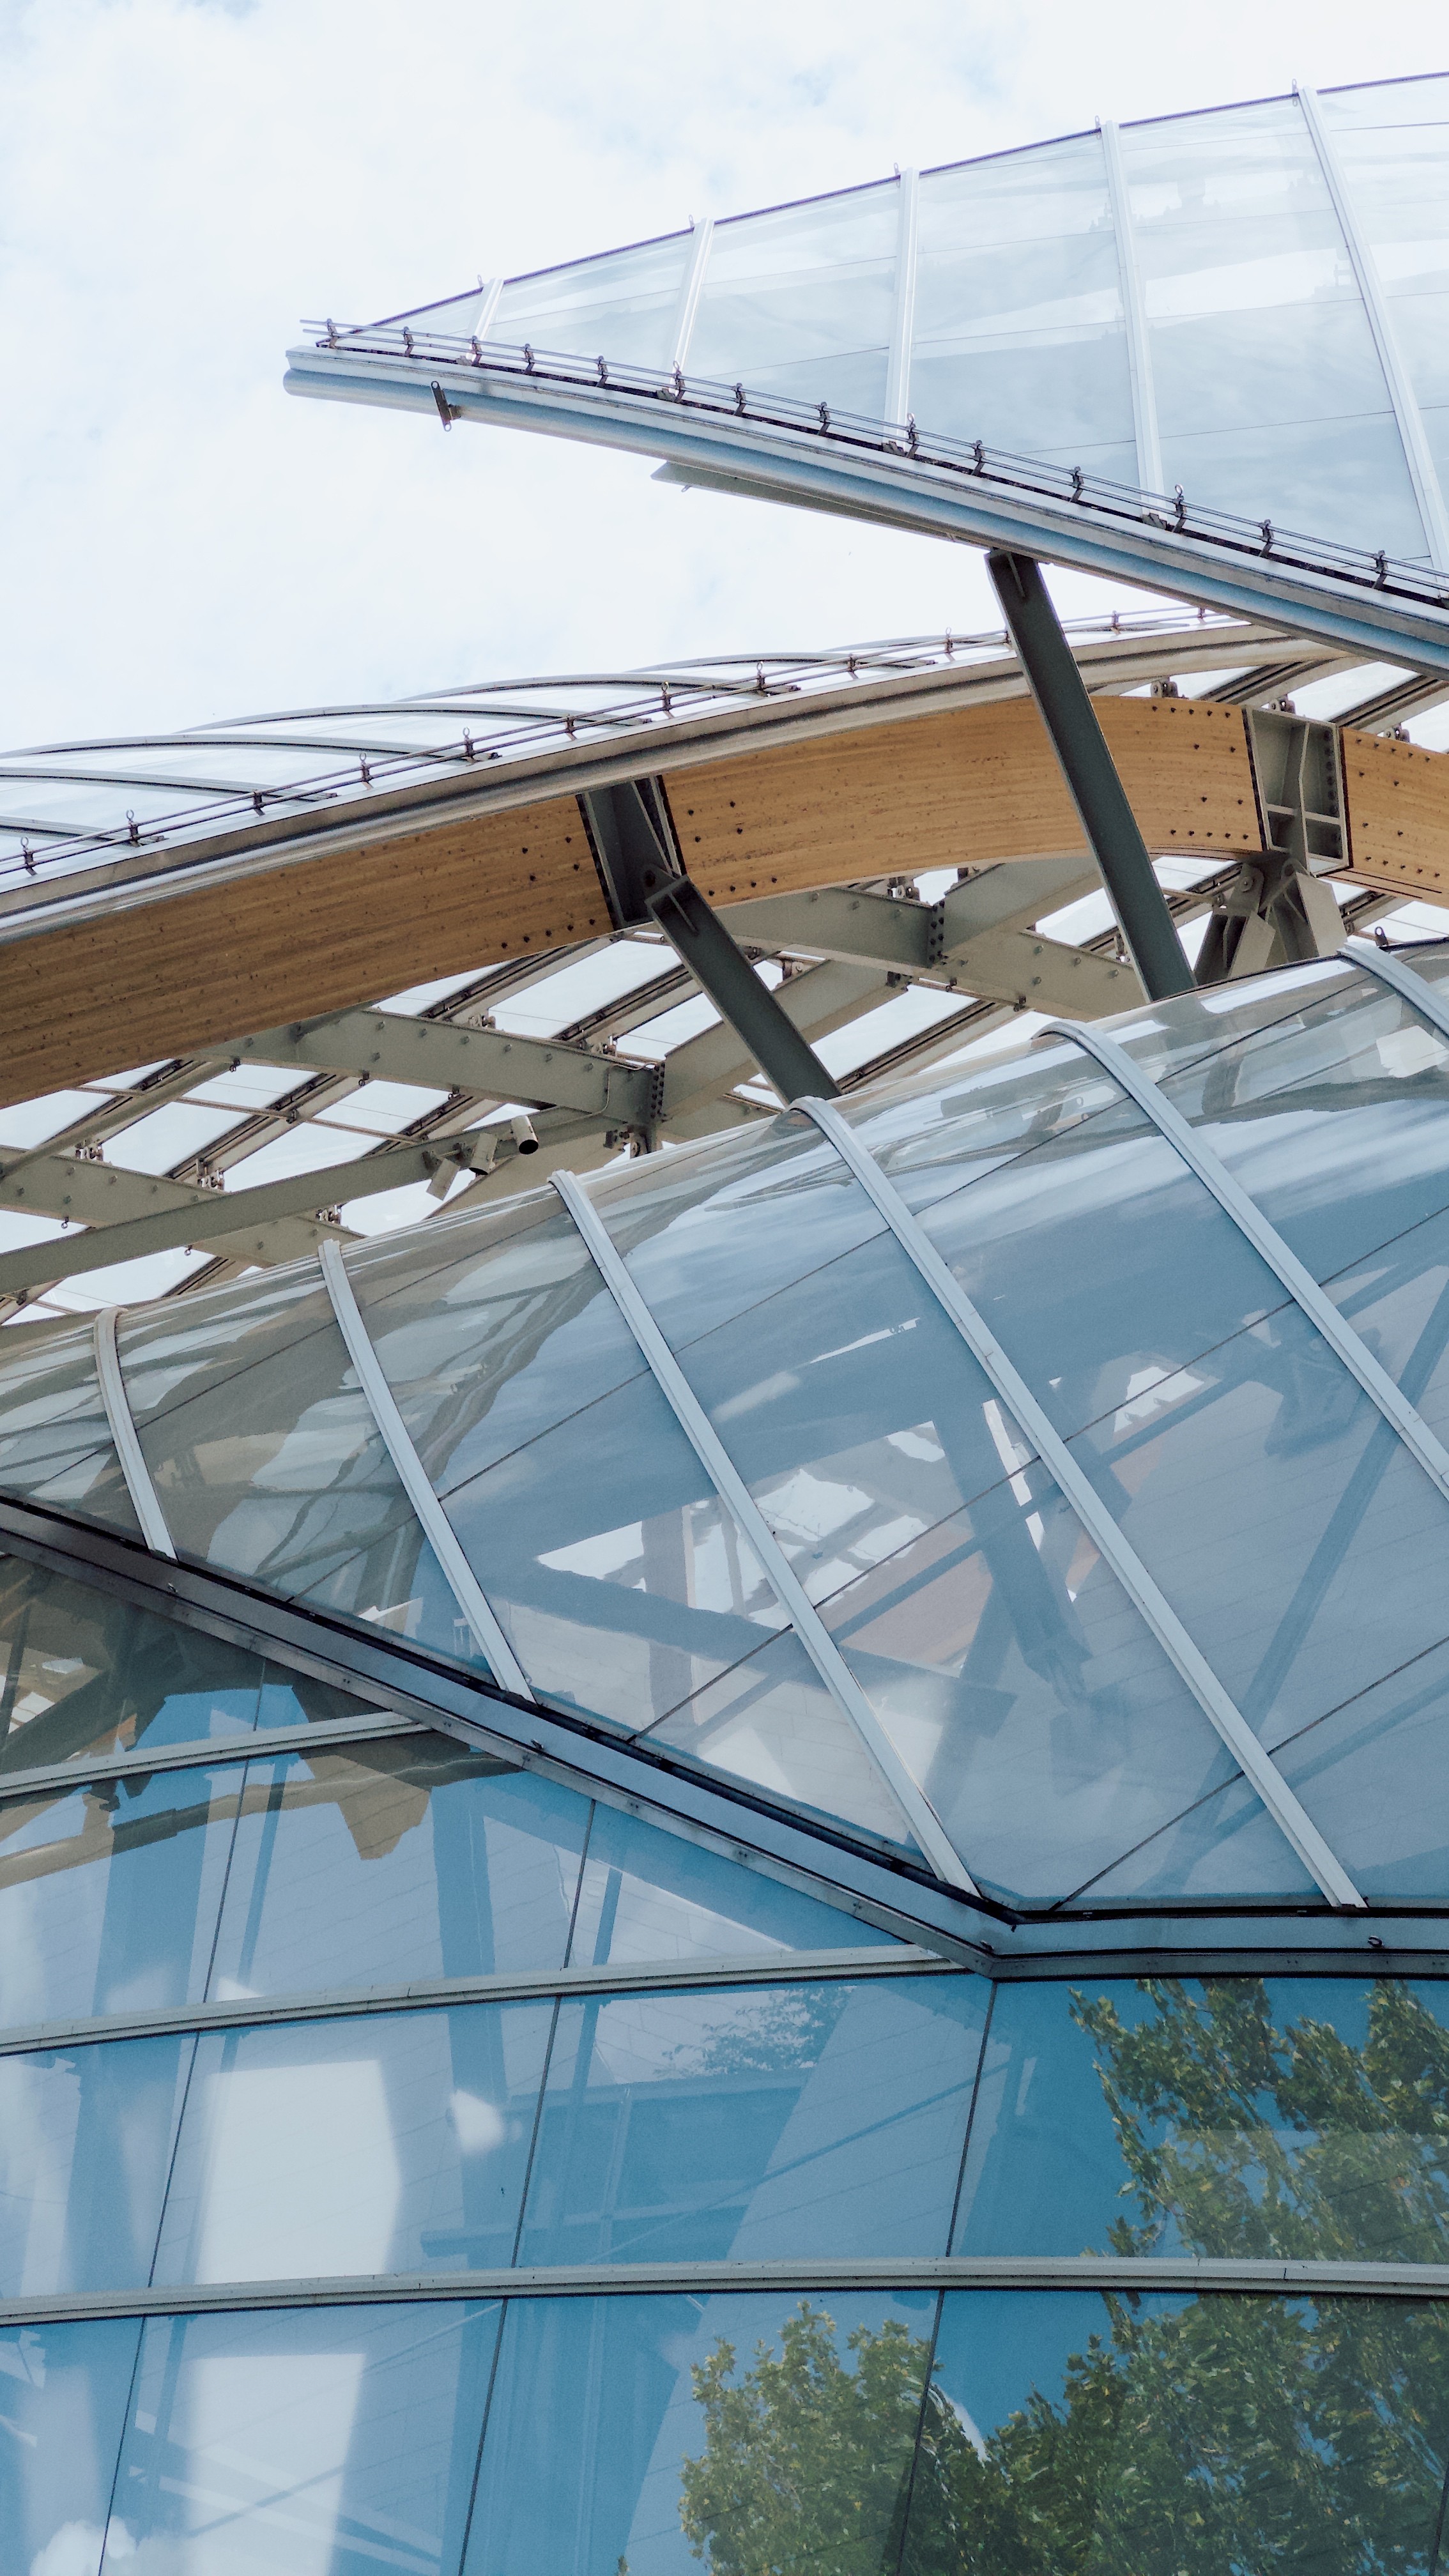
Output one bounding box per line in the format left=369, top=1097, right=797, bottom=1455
left=10, top=947, right=1449, bottom=2564
left=374, top=74, right=1449, bottom=564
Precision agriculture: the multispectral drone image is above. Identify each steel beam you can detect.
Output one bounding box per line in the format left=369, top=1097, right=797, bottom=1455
left=0, top=1134, right=493, bottom=1296
left=0, top=1146, right=343, bottom=1268
left=987, top=551, right=1195, bottom=999
left=720, top=884, right=1137, bottom=1014
left=236, top=1004, right=657, bottom=1126
left=648, top=876, right=839, bottom=1103
left=659, top=956, right=887, bottom=1118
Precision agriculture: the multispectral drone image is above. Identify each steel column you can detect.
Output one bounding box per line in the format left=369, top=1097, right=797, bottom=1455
left=986, top=549, right=1194, bottom=999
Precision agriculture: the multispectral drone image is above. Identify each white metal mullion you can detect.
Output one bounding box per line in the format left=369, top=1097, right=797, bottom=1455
left=318, top=1239, right=533, bottom=1700
left=1048, top=1015, right=1449, bottom=1509
left=1298, top=82, right=1449, bottom=574
left=93, top=1307, right=176, bottom=1560
left=884, top=170, right=919, bottom=429
left=549, top=1167, right=977, bottom=1896
left=1101, top=120, right=1164, bottom=500
left=475, top=277, right=503, bottom=341
left=670, top=219, right=715, bottom=372
left=1343, top=937, right=1449, bottom=1042
left=796, top=1094, right=1364, bottom=1912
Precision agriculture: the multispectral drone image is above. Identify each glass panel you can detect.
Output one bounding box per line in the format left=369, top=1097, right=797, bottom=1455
left=465, top=2288, right=935, bottom=2576
left=644, top=1621, right=919, bottom=1850
left=519, top=1973, right=983, bottom=2264
left=0, top=1762, right=241, bottom=2025
left=814, top=1457, right=1307, bottom=1906
left=588, top=1108, right=884, bottom=1351
left=919, top=1112, right=1282, bottom=1444
left=1, top=2317, right=139, bottom=2576
left=1110, top=958, right=1356, bottom=1087
left=1321, top=78, right=1449, bottom=441
left=913, top=134, right=1134, bottom=468
left=921, top=2289, right=1449, bottom=2570
left=495, top=233, right=694, bottom=371
left=443, top=1367, right=790, bottom=1735
left=1117, top=95, right=1425, bottom=553
left=346, top=1189, right=648, bottom=1496
left=568, top=1799, right=898, bottom=1963
left=1067, top=1298, right=1449, bottom=1756
left=153, top=2000, right=553, bottom=2282
left=677, top=1217, right=1028, bottom=1601
left=122, top=1265, right=492, bottom=1671
left=689, top=186, right=899, bottom=418
left=958, top=1975, right=1449, bottom=2264
left=0, top=1558, right=310, bottom=1775
left=839, top=1032, right=1138, bottom=1218
left=0, top=2034, right=190, bottom=2293
left=103, top=2299, right=499, bottom=2573
left=208, top=1739, right=588, bottom=1996
left=1242, top=1631, right=1449, bottom=1903
left=0, top=1319, right=138, bottom=1533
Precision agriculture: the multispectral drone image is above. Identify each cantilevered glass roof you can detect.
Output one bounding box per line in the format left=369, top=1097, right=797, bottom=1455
left=287, top=75, right=1449, bottom=661
left=8, top=943, right=1449, bottom=1912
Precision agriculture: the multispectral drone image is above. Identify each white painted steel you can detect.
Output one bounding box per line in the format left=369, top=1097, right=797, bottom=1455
left=1298, top=83, right=1449, bottom=574
left=93, top=1306, right=176, bottom=1558
left=1100, top=119, right=1164, bottom=499
left=670, top=218, right=715, bottom=371
left=1344, top=937, right=1449, bottom=1043
left=797, top=1094, right=1365, bottom=1912
left=549, top=1165, right=978, bottom=1895
left=885, top=170, right=919, bottom=428
left=1049, top=1016, right=1449, bottom=1512
left=318, top=1238, right=534, bottom=1699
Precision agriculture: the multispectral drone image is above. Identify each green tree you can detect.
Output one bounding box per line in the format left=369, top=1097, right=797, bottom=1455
left=678, top=1980, right=1449, bottom=2573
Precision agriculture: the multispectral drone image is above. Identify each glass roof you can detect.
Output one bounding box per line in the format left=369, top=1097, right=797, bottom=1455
left=303, top=75, right=1449, bottom=604
left=8, top=946, right=1449, bottom=1912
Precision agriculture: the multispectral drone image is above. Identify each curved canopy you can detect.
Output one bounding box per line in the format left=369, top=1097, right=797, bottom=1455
left=8, top=943, right=1449, bottom=1914
left=288, top=75, right=1449, bottom=657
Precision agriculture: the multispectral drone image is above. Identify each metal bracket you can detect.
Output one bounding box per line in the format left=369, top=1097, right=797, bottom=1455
left=1197, top=709, right=1347, bottom=981
left=579, top=776, right=838, bottom=1105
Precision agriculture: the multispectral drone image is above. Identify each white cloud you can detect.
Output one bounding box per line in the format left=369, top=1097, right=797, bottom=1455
left=1, top=0, right=1443, bottom=746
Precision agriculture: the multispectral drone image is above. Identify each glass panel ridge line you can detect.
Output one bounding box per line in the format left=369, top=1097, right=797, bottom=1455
left=1045, top=1016, right=1449, bottom=1512
left=93, top=1305, right=176, bottom=1558
left=1100, top=119, right=1163, bottom=500
left=317, top=1238, right=534, bottom=1700
left=795, top=1096, right=1364, bottom=1912
left=1344, top=939, right=1449, bottom=1043
left=548, top=1168, right=979, bottom=1897
left=1297, top=82, right=1449, bottom=574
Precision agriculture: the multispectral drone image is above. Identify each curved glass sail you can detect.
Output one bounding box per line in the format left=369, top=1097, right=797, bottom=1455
left=7, top=950, right=1449, bottom=1906
left=315, top=75, right=1449, bottom=579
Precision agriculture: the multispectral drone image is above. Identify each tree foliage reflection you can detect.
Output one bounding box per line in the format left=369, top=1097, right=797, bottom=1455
left=679, top=1979, right=1449, bottom=2573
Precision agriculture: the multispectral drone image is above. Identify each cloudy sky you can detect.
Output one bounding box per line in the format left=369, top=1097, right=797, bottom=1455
left=2, top=0, right=1446, bottom=751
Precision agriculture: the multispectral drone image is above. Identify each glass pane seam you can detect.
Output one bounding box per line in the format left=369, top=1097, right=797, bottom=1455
left=1049, top=1015, right=1449, bottom=1510
left=1100, top=118, right=1163, bottom=496
left=0, top=1952, right=953, bottom=2058
left=7, top=2254, right=1449, bottom=2326
left=1299, top=82, right=1449, bottom=571
left=549, top=1167, right=978, bottom=1896
left=95, top=1306, right=176, bottom=1556
left=318, top=1238, right=534, bottom=1699
left=797, top=1093, right=1365, bottom=1913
